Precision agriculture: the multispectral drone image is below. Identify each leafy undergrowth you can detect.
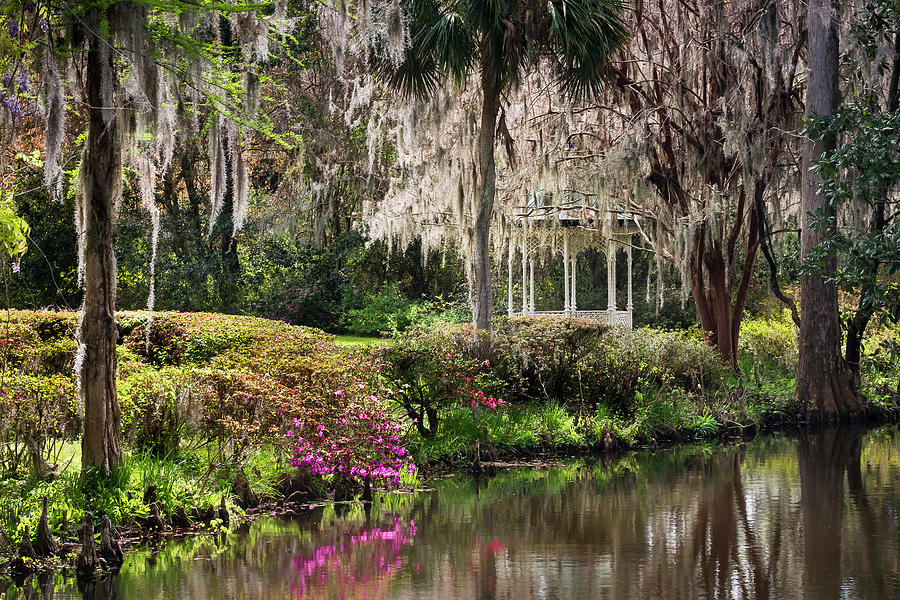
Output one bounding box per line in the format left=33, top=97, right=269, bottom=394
left=392, top=314, right=898, bottom=466
left=0, top=310, right=416, bottom=551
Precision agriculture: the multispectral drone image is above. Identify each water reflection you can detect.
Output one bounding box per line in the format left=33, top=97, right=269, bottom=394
left=4, top=427, right=900, bottom=599
left=290, top=516, right=417, bottom=599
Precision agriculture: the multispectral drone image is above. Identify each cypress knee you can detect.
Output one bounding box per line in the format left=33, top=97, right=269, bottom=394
left=11, top=525, right=37, bottom=574
left=171, top=505, right=192, bottom=529
left=76, top=513, right=99, bottom=576
left=218, top=497, right=230, bottom=528
left=99, top=515, right=123, bottom=568
left=142, top=484, right=158, bottom=506
left=146, top=502, right=166, bottom=532
left=35, top=497, right=59, bottom=557
left=16, top=525, right=37, bottom=560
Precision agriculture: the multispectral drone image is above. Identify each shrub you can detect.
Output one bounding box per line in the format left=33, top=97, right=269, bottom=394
left=738, top=311, right=798, bottom=378
left=386, top=319, right=728, bottom=430
left=342, top=284, right=413, bottom=336
left=382, top=323, right=502, bottom=438
left=0, top=373, right=79, bottom=477
left=289, top=385, right=416, bottom=492
left=0, top=311, right=77, bottom=375
left=118, top=365, right=201, bottom=455
left=491, top=317, right=610, bottom=404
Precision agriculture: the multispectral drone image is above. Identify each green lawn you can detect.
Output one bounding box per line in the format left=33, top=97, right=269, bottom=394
left=333, top=335, right=392, bottom=347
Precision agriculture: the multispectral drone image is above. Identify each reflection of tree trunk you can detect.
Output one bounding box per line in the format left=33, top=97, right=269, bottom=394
left=709, top=456, right=736, bottom=598
left=845, top=431, right=889, bottom=596
left=798, top=427, right=863, bottom=599
left=77, top=574, right=120, bottom=600
left=81, top=9, right=122, bottom=474
left=691, top=453, right=740, bottom=597
left=732, top=451, right=770, bottom=600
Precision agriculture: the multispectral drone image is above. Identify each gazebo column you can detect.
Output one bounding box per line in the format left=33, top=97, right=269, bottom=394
left=570, top=255, right=577, bottom=313
left=521, top=239, right=528, bottom=314
left=563, top=234, right=570, bottom=315
left=507, top=238, right=514, bottom=317
left=529, top=259, right=535, bottom=313
left=626, top=244, right=633, bottom=312
left=607, top=240, right=617, bottom=312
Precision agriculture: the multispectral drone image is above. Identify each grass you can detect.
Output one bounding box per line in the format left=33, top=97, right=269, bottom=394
left=407, top=378, right=812, bottom=466
left=0, top=441, right=292, bottom=546
left=412, top=402, right=590, bottom=462
left=333, top=335, right=393, bottom=347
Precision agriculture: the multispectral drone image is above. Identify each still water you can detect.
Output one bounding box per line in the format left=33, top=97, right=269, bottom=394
left=4, top=427, right=900, bottom=599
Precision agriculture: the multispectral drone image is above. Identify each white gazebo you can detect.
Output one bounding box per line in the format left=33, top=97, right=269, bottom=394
left=506, top=194, right=639, bottom=328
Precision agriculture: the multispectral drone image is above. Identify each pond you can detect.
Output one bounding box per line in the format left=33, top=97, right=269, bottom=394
left=3, top=426, right=900, bottom=599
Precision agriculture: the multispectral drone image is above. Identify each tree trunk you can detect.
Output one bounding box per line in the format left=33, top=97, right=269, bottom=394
left=798, top=0, right=860, bottom=418
left=80, top=14, right=123, bottom=474
left=730, top=200, right=760, bottom=366
left=473, top=65, right=500, bottom=331
left=688, top=200, right=759, bottom=369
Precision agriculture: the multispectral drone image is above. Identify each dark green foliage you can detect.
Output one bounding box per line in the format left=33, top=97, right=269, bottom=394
left=247, top=233, right=356, bottom=331
left=806, top=107, right=900, bottom=324
left=491, top=317, right=610, bottom=405
left=6, top=170, right=80, bottom=310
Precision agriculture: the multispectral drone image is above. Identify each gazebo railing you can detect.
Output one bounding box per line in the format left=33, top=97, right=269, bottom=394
left=509, top=310, right=632, bottom=329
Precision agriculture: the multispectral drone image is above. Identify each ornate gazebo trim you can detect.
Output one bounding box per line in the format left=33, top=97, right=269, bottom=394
left=505, top=197, right=639, bottom=328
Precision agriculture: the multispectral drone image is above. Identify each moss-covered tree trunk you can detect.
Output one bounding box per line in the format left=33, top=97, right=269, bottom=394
left=798, top=0, right=861, bottom=417
left=80, top=11, right=123, bottom=474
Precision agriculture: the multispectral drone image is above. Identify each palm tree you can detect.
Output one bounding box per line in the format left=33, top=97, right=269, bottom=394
left=373, top=0, right=629, bottom=330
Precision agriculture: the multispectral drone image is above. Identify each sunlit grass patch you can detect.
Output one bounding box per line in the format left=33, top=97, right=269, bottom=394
left=333, top=335, right=393, bottom=347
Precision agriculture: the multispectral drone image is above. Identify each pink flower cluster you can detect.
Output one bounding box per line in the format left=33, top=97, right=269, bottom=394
left=290, top=389, right=416, bottom=488
left=461, top=388, right=503, bottom=410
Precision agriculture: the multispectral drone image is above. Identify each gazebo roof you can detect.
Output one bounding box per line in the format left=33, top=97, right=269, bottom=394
left=512, top=193, right=639, bottom=233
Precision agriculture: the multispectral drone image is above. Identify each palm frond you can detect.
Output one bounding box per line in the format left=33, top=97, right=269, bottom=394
left=370, top=0, right=445, bottom=98
left=421, top=7, right=477, bottom=86
left=547, top=0, right=629, bottom=98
